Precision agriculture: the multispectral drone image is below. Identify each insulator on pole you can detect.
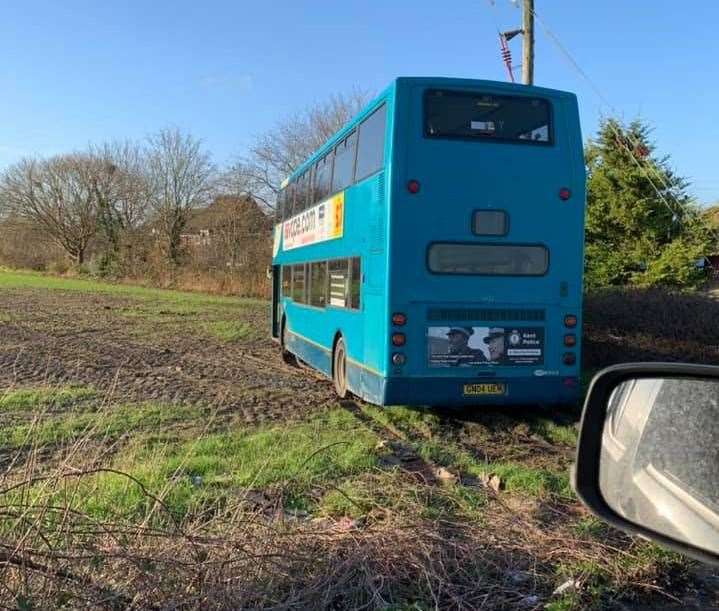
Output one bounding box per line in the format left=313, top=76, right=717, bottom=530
left=498, top=34, right=515, bottom=83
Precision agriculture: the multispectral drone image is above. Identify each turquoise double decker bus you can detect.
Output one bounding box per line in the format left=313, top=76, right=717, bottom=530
left=270, top=77, right=585, bottom=407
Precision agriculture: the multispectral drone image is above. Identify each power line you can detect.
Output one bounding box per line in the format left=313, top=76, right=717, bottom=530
left=527, top=5, right=706, bottom=228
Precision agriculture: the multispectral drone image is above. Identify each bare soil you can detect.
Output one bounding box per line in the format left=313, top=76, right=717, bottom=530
left=0, top=289, right=335, bottom=425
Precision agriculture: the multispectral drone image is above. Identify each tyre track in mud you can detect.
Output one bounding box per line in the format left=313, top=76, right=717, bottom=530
left=0, top=289, right=336, bottom=424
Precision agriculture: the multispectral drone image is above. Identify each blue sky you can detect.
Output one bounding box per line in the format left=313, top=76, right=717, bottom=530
left=1, top=0, right=717, bottom=203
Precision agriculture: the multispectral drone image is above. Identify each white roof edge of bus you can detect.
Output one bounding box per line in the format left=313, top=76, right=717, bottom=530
left=282, top=76, right=577, bottom=184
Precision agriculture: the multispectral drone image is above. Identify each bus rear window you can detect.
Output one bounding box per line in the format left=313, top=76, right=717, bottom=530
left=424, top=89, right=551, bottom=144
left=428, top=243, right=548, bottom=276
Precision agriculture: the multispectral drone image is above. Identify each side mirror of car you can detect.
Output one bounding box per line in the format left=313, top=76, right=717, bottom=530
left=574, top=363, right=719, bottom=566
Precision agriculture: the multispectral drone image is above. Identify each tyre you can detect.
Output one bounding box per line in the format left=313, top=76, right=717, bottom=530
left=333, top=337, right=348, bottom=399
left=280, top=318, right=297, bottom=365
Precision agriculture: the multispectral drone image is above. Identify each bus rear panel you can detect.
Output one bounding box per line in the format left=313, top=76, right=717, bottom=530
left=383, top=78, right=585, bottom=406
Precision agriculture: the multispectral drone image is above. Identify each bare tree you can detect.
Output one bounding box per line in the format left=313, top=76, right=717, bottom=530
left=90, top=141, right=149, bottom=235
left=145, top=128, right=215, bottom=264
left=0, top=155, right=99, bottom=265
left=88, top=141, right=151, bottom=272
left=226, top=89, right=370, bottom=210
left=205, top=195, right=272, bottom=269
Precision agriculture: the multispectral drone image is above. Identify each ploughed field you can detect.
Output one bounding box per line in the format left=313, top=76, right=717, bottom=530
left=0, top=269, right=717, bottom=610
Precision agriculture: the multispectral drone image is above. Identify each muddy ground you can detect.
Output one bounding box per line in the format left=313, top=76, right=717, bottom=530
left=0, top=289, right=335, bottom=425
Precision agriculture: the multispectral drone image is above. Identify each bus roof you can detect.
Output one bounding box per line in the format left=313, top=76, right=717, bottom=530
left=282, top=76, right=577, bottom=185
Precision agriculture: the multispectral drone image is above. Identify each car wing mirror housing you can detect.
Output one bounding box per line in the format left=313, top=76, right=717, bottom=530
left=574, top=362, right=719, bottom=566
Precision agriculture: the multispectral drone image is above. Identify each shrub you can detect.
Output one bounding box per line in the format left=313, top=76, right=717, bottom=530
left=583, top=287, right=719, bottom=367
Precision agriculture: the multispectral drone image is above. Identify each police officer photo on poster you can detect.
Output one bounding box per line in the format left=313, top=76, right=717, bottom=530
left=426, top=326, right=544, bottom=367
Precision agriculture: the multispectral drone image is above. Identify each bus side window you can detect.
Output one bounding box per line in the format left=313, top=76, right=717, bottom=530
left=349, top=257, right=361, bottom=309
left=329, top=259, right=349, bottom=307
left=281, top=266, right=291, bottom=296
left=292, top=263, right=306, bottom=303
left=314, top=152, right=333, bottom=204
left=281, top=187, right=290, bottom=222
left=332, top=131, right=357, bottom=194
left=355, top=104, right=386, bottom=181
left=307, top=166, right=315, bottom=208
left=309, top=261, right=328, bottom=307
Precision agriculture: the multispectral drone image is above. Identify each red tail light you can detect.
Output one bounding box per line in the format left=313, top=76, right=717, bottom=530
left=559, top=187, right=571, bottom=201
left=563, top=334, right=577, bottom=347
left=564, top=315, right=577, bottom=328
left=562, top=376, right=578, bottom=388
left=562, top=352, right=576, bottom=366
left=407, top=179, right=420, bottom=194
left=391, top=312, right=407, bottom=326
left=391, top=333, right=406, bottom=347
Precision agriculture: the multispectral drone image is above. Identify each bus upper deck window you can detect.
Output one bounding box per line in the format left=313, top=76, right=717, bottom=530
left=355, top=104, right=387, bottom=181
left=472, top=210, right=508, bottom=236
left=332, top=131, right=357, bottom=193
left=424, top=89, right=552, bottom=145
left=313, top=152, right=333, bottom=204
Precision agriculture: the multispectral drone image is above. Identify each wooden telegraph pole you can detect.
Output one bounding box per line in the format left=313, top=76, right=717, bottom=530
left=522, top=0, right=535, bottom=85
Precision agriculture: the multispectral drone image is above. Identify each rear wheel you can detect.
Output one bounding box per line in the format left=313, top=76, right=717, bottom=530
left=280, top=318, right=297, bottom=365
left=333, top=338, right=348, bottom=399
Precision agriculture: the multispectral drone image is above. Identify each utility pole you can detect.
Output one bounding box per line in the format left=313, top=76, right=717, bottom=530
left=521, top=0, right=535, bottom=85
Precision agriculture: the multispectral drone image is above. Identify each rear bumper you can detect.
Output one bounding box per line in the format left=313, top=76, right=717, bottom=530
left=381, top=375, right=580, bottom=407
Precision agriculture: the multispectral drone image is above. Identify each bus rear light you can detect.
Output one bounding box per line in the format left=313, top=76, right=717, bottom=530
left=559, top=187, right=571, bottom=201
left=391, top=312, right=407, bottom=326
left=563, top=334, right=577, bottom=347
left=407, top=179, right=420, bottom=194
left=392, top=353, right=406, bottom=366
left=391, top=333, right=406, bottom=347
left=562, top=352, right=576, bottom=366
left=562, top=376, right=578, bottom=388
left=564, top=314, right=577, bottom=328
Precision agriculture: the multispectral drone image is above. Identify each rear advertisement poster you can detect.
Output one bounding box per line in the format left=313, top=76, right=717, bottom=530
left=427, top=326, right=544, bottom=367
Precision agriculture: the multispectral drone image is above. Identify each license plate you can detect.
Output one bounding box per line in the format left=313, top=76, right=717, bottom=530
left=462, top=383, right=506, bottom=396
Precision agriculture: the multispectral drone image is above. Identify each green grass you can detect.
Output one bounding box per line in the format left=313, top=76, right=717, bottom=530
left=362, top=404, right=442, bottom=439
left=119, top=302, right=260, bottom=341
left=362, top=405, right=574, bottom=499
left=0, top=386, right=96, bottom=411
left=417, top=439, right=572, bottom=497
left=10, top=408, right=380, bottom=522
left=573, top=515, right=612, bottom=539
left=203, top=320, right=256, bottom=342
left=483, top=462, right=572, bottom=497
left=544, top=595, right=582, bottom=611
left=1, top=401, right=202, bottom=448
left=0, top=268, right=264, bottom=307
left=529, top=417, right=578, bottom=446
left=318, top=470, right=488, bottom=521
left=159, top=408, right=377, bottom=489
left=549, top=542, right=690, bottom=611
